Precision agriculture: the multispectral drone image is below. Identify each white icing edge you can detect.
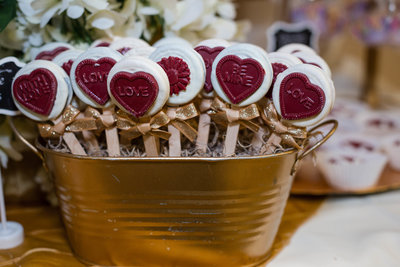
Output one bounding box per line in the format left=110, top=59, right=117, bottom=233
left=272, top=64, right=333, bottom=127
left=149, top=45, right=205, bottom=106
left=109, top=37, right=150, bottom=52
left=268, top=52, right=303, bottom=66
left=211, top=43, right=273, bottom=107
left=30, top=42, right=74, bottom=60
left=70, top=47, right=123, bottom=108
left=107, top=56, right=170, bottom=117
left=153, top=37, right=192, bottom=48
left=292, top=51, right=332, bottom=78
left=12, top=60, right=69, bottom=121
left=277, top=43, right=317, bottom=55
left=195, top=39, right=231, bottom=48
left=124, top=46, right=156, bottom=58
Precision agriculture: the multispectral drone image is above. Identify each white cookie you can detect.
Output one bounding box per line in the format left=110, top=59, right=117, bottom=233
left=292, top=51, right=332, bottom=78
left=108, top=56, right=170, bottom=117
left=90, top=38, right=113, bottom=48
left=124, top=46, right=156, bottom=58
left=109, top=37, right=150, bottom=55
left=31, top=42, right=74, bottom=61
left=195, top=39, right=231, bottom=98
left=272, top=64, right=334, bottom=127
left=12, top=60, right=70, bottom=121
left=149, top=45, right=205, bottom=106
left=268, top=52, right=303, bottom=67
left=70, top=47, right=123, bottom=108
left=277, top=43, right=317, bottom=55
left=153, top=37, right=192, bottom=48
left=211, top=43, right=273, bottom=107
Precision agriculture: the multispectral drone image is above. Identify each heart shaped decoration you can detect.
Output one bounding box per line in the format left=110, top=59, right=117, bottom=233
left=75, top=57, right=116, bottom=106
left=279, top=73, right=325, bottom=120
left=62, top=59, right=74, bottom=76
left=266, top=62, right=288, bottom=99
left=35, top=47, right=69, bottom=61
left=13, top=68, right=57, bottom=116
left=109, top=71, right=159, bottom=118
left=216, top=55, right=265, bottom=104
left=0, top=61, right=22, bottom=113
left=195, top=46, right=224, bottom=93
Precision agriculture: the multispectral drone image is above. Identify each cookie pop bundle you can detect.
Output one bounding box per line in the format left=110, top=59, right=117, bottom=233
left=3, top=38, right=338, bottom=267
left=5, top=39, right=337, bottom=158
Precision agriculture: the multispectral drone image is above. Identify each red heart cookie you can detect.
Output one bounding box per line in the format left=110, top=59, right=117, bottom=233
left=110, top=71, right=159, bottom=118
left=279, top=73, right=325, bottom=120
left=35, top=47, right=69, bottom=61
left=266, top=62, right=288, bottom=99
left=195, top=46, right=224, bottom=93
left=75, top=57, right=116, bottom=106
left=13, top=68, right=57, bottom=116
left=216, top=55, right=265, bottom=104
left=62, top=59, right=74, bottom=76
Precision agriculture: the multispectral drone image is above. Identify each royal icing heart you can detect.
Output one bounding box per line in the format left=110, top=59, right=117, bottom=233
left=75, top=57, right=116, bottom=106
left=109, top=71, right=159, bottom=118
left=0, top=61, right=22, bottom=112
left=195, top=46, right=224, bottom=93
left=13, top=68, right=57, bottom=116
left=266, top=62, right=288, bottom=99
left=35, top=47, right=69, bottom=61
left=216, top=55, right=265, bottom=104
left=279, top=73, right=325, bottom=120
left=62, top=59, right=74, bottom=76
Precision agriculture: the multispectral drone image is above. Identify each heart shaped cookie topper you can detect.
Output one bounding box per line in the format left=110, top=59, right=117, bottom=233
left=266, top=62, right=288, bottom=99
left=279, top=72, right=325, bottom=120
left=110, top=71, right=159, bottom=118
left=75, top=57, right=116, bottom=105
left=35, top=47, right=69, bottom=61
left=13, top=68, right=57, bottom=116
left=216, top=55, right=265, bottom=104
left=195, top=46, right=224, bottom=93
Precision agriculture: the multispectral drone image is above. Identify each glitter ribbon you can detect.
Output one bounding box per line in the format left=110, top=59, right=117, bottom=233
left=261, top=102, right=307, bottom=150
left=38, top=105, right=97, bottom=138
left=84, top=107, right=116, bottom=134
left=209, top=98, right=260, bottom=133
left=117, top=111, right=171, bottom=141
left=166, top=103, right=199, bottom=142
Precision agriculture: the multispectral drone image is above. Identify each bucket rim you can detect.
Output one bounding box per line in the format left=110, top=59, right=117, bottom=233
left=35, top=138, right=297, bottom=162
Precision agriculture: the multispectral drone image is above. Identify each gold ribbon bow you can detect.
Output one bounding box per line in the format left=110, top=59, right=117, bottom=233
left=84, top=107, right=116, bottom=134
left=38, top=105, right=97, bottom=138
left=261, top=102, right=307, bottom=150
left=166, top=103, right=199, bottom=142
left=117, top=111, right=171, bottom=141
left=209, top=98, right=260, bottom=133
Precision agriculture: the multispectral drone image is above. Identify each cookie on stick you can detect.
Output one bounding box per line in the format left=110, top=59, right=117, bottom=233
left=261, top=64, right=335, bottom=154
left=251, top=52, right=303, bottom=151
left=70, top=47, right=123, bottom=156
left=108, top=56, right=170, bottom=156
left=150, top=45, right=204, bottom=156
left=211, top=43, right=273, bottom=156
left=12, top=60, right=86, bottom=155
left=194, top=39, right=230, bottom=153
left=31, top=42, right=74, bottom=61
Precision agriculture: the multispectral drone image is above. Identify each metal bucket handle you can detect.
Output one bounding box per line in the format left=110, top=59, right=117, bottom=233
left=8, top=117, right=49, bottom=172
left=290, top=119, right=338, bottom=175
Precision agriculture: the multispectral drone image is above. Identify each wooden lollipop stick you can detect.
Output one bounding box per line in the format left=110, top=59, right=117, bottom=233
left=261, top=133, right=282, bottom=155
left=251, top=126, right=268, bottom=152
left=223, top=121, right=240, bottom=156
left=143, top=134, right=159, bottom=157
left=77, top=113, right=100, bottom=154
left=196, top=113, right=211, bottom=154
left=52, top=117, right=86, bottom=156
left=103, top=107, right=120, bottom=157
left=168, top=123, right=181, bottom=157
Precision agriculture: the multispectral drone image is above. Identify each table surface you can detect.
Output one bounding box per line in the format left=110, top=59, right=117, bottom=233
left=0, top=196, right=323, bottom=266
left=2, top=190, right=399, bottom=267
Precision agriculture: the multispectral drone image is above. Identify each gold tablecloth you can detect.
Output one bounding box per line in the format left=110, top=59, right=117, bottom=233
left=0, top=196, right=324, bottom=266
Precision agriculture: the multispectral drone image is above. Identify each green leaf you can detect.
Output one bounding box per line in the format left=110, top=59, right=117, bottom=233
left=0, top=0, right=17, bottom=32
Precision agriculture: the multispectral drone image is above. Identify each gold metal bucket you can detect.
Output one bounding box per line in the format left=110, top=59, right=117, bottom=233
left=11, top=118, right=337, bottom=267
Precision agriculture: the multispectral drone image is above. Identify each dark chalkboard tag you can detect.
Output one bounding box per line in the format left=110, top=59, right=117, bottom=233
left=0, top=57, right=25, bottom=116
left=267, top=21, right=319, bottom=52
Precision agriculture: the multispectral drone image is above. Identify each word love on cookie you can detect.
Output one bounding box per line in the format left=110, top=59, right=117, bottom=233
left=273, top=64, right=334, bottom=127
left=109, top=71, right=158, bottom=117
left=280, top=73, right=325, bottom=120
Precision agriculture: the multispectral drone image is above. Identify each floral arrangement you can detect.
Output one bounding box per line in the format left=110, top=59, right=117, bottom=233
left=0, top=0, right=249, bottom=59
